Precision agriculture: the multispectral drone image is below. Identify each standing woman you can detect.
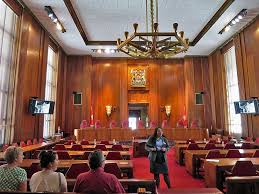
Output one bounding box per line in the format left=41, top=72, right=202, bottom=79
left=0, top=146, right=27, bottom=191
left=145, top=127, right=171, bottom=188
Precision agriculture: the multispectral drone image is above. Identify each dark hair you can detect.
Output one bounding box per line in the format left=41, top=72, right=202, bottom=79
left=39, top=150, right=57, bottom=168
left=89, top=150, right=105, bottom=170
left=151, top=127, right=164, bottom=143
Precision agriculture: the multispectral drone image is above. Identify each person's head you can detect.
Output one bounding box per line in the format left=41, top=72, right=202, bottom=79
left=39, top=151, right=58, bottom=171
left=153, top=127, right=163, bottom=138
left=4, top=146, right=24, bottom=165
left=88, top=150, right=105, bottom=170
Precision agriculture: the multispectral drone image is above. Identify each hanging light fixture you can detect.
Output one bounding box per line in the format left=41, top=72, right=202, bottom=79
left=117, top=0, right=189, bottom=58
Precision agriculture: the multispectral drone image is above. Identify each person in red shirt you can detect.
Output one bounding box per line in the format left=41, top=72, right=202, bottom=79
left=73, top=150, right=125, bottom=194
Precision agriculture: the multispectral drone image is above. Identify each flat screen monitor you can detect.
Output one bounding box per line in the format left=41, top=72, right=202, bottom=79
left=234, top=100, right=259, bottom=114
left=29, top=99, right=55, bottom=114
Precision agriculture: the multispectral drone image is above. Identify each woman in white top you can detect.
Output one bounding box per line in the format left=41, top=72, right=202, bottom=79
left=30, top=151, right=67, bottom=192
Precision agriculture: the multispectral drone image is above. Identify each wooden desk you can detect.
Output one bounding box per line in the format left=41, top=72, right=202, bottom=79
left=64, top=144, right=130, bottom=151
left=226, top=176, right=259, bottom=194
left=66, top=150, right=130, bottom=160
left=133, top=139, right=148, bottom=158
left=20, top=159, right=133, bottom=178
left=204, top=158, right=259, bottom=190
left=185, top=149, right=257, bottom=177
left=158, top=188, right=223, bottom=194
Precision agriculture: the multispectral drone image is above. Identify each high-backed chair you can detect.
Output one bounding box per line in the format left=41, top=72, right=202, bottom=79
left=80, top=120, right=88, bottom=129
left=186, top=143, right=200, bottom=150
left=64, top=140, right=76, bottom=145
left=100, top=140, right=110, bottom=145
left=33, top=138, right=38, bottom=144
left=137, top=120, right=145, bottom=129
left=106, top=152, right=123, bottom=160
left=204, top=143, right=217, bottom=150
left=190, top=120, right=199, bottom=128
left=111, top=144, right=124, bottom=151
left=65, top=163, right=90, bottom=179
left=28, top=163, right=41, bottom=178
left=161, top=120, right=168, bottom=128
left=226, top=161, right=258, bottom=176
left=32, top=150, right=41, bottom=159
left=53, top=144, right=66, bottom=150
left=121, top=120, right=129, bottom=128
left=12, top=142, right=18, bottom=147
left=224, top=143, right=236, bottom=149
left=186, top=139, right=195, bottom=144
left=57, top=151, right=71, bottom=160
left=80, top=152, right=91, bottom=160
left=71, top=144, right=83, bottom=151
left=80, top=140, right=89, bottom=145
left=253, top=150, right=259, bottom=158
left=149, top=121, right=157, bottom=128
left=20, top=141, right=26, bottom=147
left=109, top=120, right=116, bottom=128
left=95, top=144, right=107, bottom=151
left=39, top=138, right=44, bottom=143
left=27, top=139, right=32, bottom=146
left=95, top=120, right=101, bottom=128
left=104, top=163, right=122, bottom=178
left=255, top=137, right=259, bottom=143
left=176, top=119, right=185, bottom=128
left=225, top=150, right=242, bottom=158
left=241, top=143, right=252, bottom=149
left=208, top=139, right=217, bottom=144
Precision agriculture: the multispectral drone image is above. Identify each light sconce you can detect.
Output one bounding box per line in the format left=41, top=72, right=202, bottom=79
left=44, top=6, right=66, bottom=33
left=161, top=105, right=171, bottom=117
left=219, top=9, right=247, bottom=34
left=106, top=105, right=112, bottom=117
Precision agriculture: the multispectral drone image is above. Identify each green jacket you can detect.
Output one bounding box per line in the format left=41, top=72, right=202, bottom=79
left=145, top=136, right=170, bottom=163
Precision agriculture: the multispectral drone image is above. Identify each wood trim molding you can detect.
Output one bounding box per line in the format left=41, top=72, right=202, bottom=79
left=191, top=0, right=235, bottom=46
left=63, top=0, right=88, bottom=45
left=3, top=0, right=22, bottom=15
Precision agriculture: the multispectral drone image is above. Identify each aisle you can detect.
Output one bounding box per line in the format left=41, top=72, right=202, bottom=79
left=132, top=147, right=205, bottom=189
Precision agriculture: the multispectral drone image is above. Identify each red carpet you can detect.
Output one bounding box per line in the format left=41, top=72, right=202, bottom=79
left=132, top=147, right=205, bottom=189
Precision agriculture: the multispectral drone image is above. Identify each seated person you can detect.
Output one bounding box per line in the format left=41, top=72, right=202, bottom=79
left=73, top=150, right=125, bottom=194
left=0, top=146, right=27, bottom=191
left=30, top=151, right=67, bottom=192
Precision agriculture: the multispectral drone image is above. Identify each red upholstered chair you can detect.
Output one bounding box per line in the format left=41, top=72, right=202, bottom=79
left=33, top=138, right=38, bottom=144
left=224, top=143, right=236, bottom=149
left=95, top=144, right=107, bottom=151
left=109, top=120, right=116, bottom=128
left=161, top=120, right=168, bottom=128
left=255, top=137, right=259, bottom=143
left=149, top=121, right=157, bottom=128
left=3, top=144, right=9, bottom=151
left=80, top=152, right=91, bottom=160
left=57, top=151, right=71, bottom=160
left=64, top=140, right=76, bottom=145
left=106, top=152, right=123, bottom=160
left=245, top=136, right=253, bottom=141
left=27, top=139, right=32, bottom=146
left=137, top=120, right=144, bottom=129
left=241, top=142, right=252, bottom=149
left=186, top=139, right=195, bottom=144
left=80, top=120, right=88, bottom=129
left=225, top=161, right=258, bottom=176
left=28, top=163, right=41, bottom=178
left=71, top=144, right=83, bottom=151
left=208, top=139, right=217, bottom=144
left=12, top=142, right=18, bottom=147
left=187, top=143, right=200, bottom=150
left=95, top=120, right=101, bottom=128
left=225, top=150, right=242, bottom=158
left=253, top=150, right=259, bottom=158
left=176, top=119, right=184, bottom=128
left=100, top=140, right=110, bottom=145
left=39, top=138, right=43, bottom=143
left=121, top=120, right=129, bottom=128
left=53, top=144, right=66, bottom=150
left=104, top=163, right=122, bottom=178
left=204, top=143, right=217, bottom=150
left=190, top=120, right=199, bottom=128
left=111, top=144, right=124, bottom=151
left=32, top=150, right=41, bottom=159
left=20, top=141, right=26, bottom=147
left=80, top=140, right=89, bottom=145
left=65, top=163, right=90, bottom=179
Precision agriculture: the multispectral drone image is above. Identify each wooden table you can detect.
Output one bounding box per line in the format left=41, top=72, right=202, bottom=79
left=64, top=144, right=130, bottom=151
left=204, top=158, right=259, bottom=190
left=158, top=188, right=223, bottom=194
left=65, top=150, right=130, bottom=160
left=20, top=159, right=134, bottom=178
left=185, top=149, right=257, bottom=177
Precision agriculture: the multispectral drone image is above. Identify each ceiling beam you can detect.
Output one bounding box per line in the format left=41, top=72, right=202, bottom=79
left=63, top=0, right=88, bottom=44
left=191, top=0, right=235, bottom=46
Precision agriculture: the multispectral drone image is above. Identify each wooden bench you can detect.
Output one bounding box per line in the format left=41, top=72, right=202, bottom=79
left=158, top=188, right=223, bottom=194
left=226, top=176, right=259, bottom=194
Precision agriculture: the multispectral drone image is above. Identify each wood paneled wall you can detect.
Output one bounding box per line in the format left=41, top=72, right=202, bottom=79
left=62, top=57, right=211, bottom=134
left=209, top=17, right=259, bottom=137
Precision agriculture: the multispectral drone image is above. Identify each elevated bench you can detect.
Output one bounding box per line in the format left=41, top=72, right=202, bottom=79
left=226, top=176, right=259, bottom=194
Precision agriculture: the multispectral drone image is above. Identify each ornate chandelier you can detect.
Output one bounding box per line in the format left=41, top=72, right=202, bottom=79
left=117, top=0, right=189, bottom=58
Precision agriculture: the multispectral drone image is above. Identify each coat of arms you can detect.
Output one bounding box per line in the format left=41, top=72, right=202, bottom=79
left=131, top=69, right=146, bottom=87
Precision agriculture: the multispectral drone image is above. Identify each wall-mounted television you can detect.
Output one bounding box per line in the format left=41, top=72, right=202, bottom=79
left=29, top=99, right=55, bottom=114
left=234, top=99, right=259, bottom=114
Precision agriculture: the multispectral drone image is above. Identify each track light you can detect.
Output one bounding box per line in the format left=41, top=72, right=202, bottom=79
left=219, top=9, right=247, bottom=34
left=92, top=49, right=119, bottom=54
left=44, top=6, right=66, bottom=33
